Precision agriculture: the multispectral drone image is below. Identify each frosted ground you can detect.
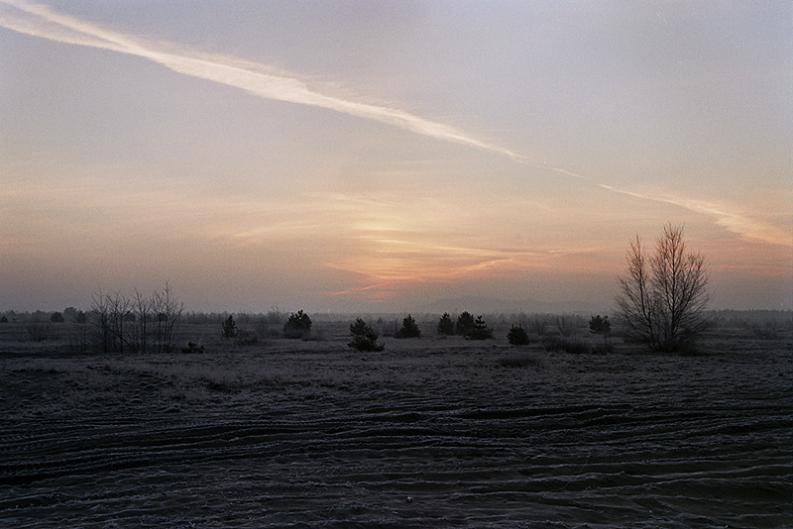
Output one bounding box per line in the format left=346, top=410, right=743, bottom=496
left=1, top=321, right=791, bottom=528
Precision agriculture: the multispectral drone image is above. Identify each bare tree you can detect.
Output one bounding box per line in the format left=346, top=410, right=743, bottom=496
left=152, top=282, right=183, bottom=353
left=108, top=292, right=132, bottom=354
left=133, top=289, right=152, bottom=354
left=91, top=289, right=112, bottom=353
left=616, top=224, right=709, bottom=351
left=554, top=314, right=582, bottom=338
left=528, top=315, right=547, bottom=337
left=91, top=291, right=131, bottom=353
left=616, top=236, right=656, bottom=347
left=90, top=283, right=182, bottom=354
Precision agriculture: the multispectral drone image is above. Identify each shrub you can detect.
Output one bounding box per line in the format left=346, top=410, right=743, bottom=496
left=63, top=307, right=78, bottom=322
left=301, top=329, right=327, bottom=342
left=437, top=312, right=454, bottom=335
left=380, top=319, right=397, bottom=337
left=541, top=335, right=563, bottom=352
left=589, top=314, right=611, bottom=336
left=0, top=315, right=7, bottom=323
left=747, top=321, right=785, bottom=340
left=507, top=325, right=530, bottom=346
left=256, top=319, right=282, bottom=338
left=466, top=315, right=493, bottom=340
left=50, top=312, right=64, bottom=323
left=541, top=335, right=591, bottom=354
left=67, top=323, right=90, bottom=353
left=25, top=322, right=52, bottom=342
left=498, top=354, right=539, bottom=368
left=528, top=315, right=547, bottom=336
left=221, top=315, right=238, bottom=338
left=348, top=318, right=384, bottom=351
left=283, top=309, right=312, bottom=339
left=235, top=329, right=258, bottom=346
left=592, top=343, right=615, bottom=354
left=263, top=308, right=286, bottom=324
left=554, top=314, right=581, bottom=337
left=456, top=311, right=475, bottom=336
left=396, top=314, right=421, bottom=338
left=181, top=341, right=205, bottom=354
left=563, top=339, right=592, bottom=355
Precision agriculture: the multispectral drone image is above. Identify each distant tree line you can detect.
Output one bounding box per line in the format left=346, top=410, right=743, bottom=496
left=0, top=227, right=719, bottom=355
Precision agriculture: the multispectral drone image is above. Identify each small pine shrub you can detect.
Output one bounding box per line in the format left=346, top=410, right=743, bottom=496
left=507, top=325, right=530, bottom=346
left=588, top=315, right=611, bottom=336
left=348, top=318, right=384, bottom=352
left=283, top=309, right=312, bottom=339
left=456, top=311, right=475, bottom=336
left=466, top=315, right=493, bottom=340
left=221, top=315, right=238, bottom=338
left=396, top=314, right=421, bottom=338
left=437, top=313, right=454, bottom=336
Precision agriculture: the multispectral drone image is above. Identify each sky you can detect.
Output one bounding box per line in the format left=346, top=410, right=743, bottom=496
left=1, top=0, right=791, bottom=312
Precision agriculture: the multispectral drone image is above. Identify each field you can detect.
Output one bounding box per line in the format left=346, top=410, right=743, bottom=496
left=1, top=320, right=791, bottom=528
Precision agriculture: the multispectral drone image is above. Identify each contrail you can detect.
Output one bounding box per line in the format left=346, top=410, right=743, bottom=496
left=0, top=0, right=523, bottom=161
left=597, top=185, right=792, bottom=248
left=1, top=0, right=789, bottom=248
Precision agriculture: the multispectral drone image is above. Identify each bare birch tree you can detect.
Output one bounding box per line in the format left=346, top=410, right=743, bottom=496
left=616, top=224, right=709, bottom=351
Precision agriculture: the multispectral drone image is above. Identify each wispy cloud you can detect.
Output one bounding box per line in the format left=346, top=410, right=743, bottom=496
left=0, top=0, right=523, bottom=161
left=1, top=0, right=789, bottom=250
left=598, top=184, right=792, bottom=248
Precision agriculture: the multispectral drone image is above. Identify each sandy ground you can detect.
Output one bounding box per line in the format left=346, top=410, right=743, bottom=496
left=1, top=326, right=791, bottom=528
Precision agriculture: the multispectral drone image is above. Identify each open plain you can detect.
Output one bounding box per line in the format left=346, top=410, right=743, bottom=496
left=1, top=320, right=791, bottom=528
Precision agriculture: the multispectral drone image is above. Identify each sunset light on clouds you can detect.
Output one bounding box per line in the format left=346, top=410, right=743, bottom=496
left=1, top=0, right=790, bottom=311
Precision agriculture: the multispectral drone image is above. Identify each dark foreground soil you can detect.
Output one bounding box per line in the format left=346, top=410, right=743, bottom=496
left=1, top=332, right=791, bottom=528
